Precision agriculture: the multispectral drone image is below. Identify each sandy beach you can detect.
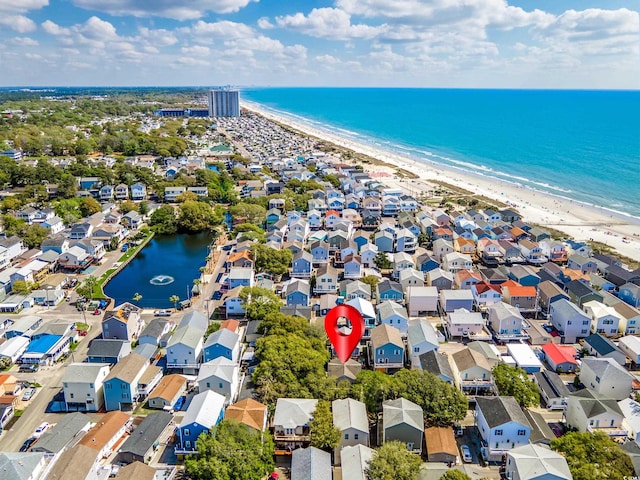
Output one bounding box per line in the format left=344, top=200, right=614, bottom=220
left=242, top=102, right=640, bottom=263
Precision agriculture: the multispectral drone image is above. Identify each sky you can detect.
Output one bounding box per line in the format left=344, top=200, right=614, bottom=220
left=0, top=0, right=638, bottom=89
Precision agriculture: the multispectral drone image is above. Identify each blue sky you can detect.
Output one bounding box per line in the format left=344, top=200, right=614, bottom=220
left=0, top=0, right=637, bottom=88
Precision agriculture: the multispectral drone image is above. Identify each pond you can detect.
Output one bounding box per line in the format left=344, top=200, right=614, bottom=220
left=103, top=232, right=213, bottom=309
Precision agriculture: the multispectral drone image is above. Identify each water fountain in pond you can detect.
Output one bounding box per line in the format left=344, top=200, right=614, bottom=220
left=149, top=275, right=175, bottom=286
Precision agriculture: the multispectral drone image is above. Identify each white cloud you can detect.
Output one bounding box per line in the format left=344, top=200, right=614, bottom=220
left=275, top=8, right=384, bottom=40
left=0, top=15, right=37, bottom=33
left=10, top=37, right=39, bottom=46
left=0, top=0, right=48, bottom=13
left=181, top=45, right=211, bottom=56
left=42, top=20, right=71, bottom=36
left=257, top=17, right=274, bottom=29
left=138, top=27, right=178, bottom=47
left=72, top=0, right=258, bottom=20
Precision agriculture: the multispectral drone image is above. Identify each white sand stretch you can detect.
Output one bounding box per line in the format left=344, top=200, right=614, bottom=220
left=242, top=103, right=640, bottom=263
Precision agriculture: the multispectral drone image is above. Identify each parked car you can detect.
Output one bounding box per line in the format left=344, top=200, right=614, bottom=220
left=212, top=291, right=223, bottom=301
left=461, top=445, right=472, bottom=463
left=174, top=395, right=186, bottom=411
left=93, top=309, right=101, bottom=315
left=19, top=364, right=39, bottom=373
left=33, top=422, right=50, bottom=438
left=155, top=309, right=172, bottom=317
left=455, top=425, right=464, bottom=437
left=77, top=330, right=88, bottom=336
left=20, top=437, right=37, bottom=452
left=22, top=388, right=36, bottom=401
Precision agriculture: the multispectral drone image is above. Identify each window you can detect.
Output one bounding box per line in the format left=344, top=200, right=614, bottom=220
left=354, top=433, right=359, bottom=440
left=595, top=376, right=601, bottom=383
left=583, top=320, right=589, bottom=325
left=121, top=383, right=126, bottom=389
left=70, top=393, right=74, bottom=399
left=345, top=434, right=349, bottom=440
left=184, top=429, right=190, bottom=437
left=567, top=321, right=572, bottom=325
left=581, top=329, right=588, bottom=334
left=378, top=349, right=384, bottom=355
left=63, top=383, right=68, bottom=388
left=89, top=384, right=94, bottom=389
left=414, top=347, right=420, bottom=353
left=495, top=429, right=503, bottom=436
left=206, top=382, right=210, bottom=388
left=219, top=383, right=223, bottom=388
left=517, top=429, right=526, bottom=436
left=122, top=393, right=128, bottom=399
left=185, top=441, right=191, bottom=448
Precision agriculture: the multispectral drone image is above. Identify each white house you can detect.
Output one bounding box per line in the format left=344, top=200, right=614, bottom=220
left=505, top=444, right=572, bottom=480
left=619, top=335, right=640, bottom=364
left=196, top=357, right=240, bottom=404
left=407, top=318, right=439, bottom=368
left=377, top=300, right=409, bottom=336
left=550, top=298, right=591, bottom=344
left=583, top=300, right=621, bottom=337
left=442, top=252, right=473, bottom=273
left=487, top=302, right=528, bottom=343
left=63, top=362, right=110, bottom=412
left=580, top=357, right=634, bottom=401
left=446, top=308, right=487, bottom=340
left=566, top=389, right=626, bottom=437
left=332, top=398, right=369, bottom=465
left=476, top=396, right=531, bottom=462
left=406, top=286, right=438, bottom=316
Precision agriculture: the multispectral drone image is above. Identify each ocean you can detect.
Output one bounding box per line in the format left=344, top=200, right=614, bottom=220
left=241, top=88, right=640, bottom=219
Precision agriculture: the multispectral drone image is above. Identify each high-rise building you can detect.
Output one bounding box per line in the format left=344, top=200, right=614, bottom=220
left=207, top=88, right=240, bottom=117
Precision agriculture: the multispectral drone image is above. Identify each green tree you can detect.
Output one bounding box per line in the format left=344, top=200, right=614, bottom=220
left=309, top=400, right=340, bottom=451
left=252, top=244, right=293, bottom=277
left=184, top=420, right=275, bottom=480
left=233, top=223, right=266, bottom=243
left=79, top=197, right=101, bottom=217
left=169, top=295, right=180, bottom=309
left=360, top=275, right=380, bottom=291
left=177, top=200, right=221, bottom=233
left=492, top=363, right=540, bottom=407
left=132, top=293, right=142, bottom=304
left=551, top=431, right=634, bottom=480
left=119, top=200, right=138, bottom=214
left=239, top=287, right=282, bottom=321
left=393, top=369, right=468, bottom=426
left=366, top=441, right=422, bottom=480
left=12, top=279, right=32, bottom=295
left=441, top=471, right=472, bottom=480
left=149, top=205, right=178, bottom=234
left=76, top=275, right=98, bottom=300
left=373, top=252, right=392, bottom=270
left=352, top=370, right=399, bottom=414
left=229, top=202, right=267, bottom=225
left=19, top=224, right=49, bottom=248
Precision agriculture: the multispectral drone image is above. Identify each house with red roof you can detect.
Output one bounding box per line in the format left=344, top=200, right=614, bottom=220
left=501, top=282, right=539, bottom=313
left=541, top=343, right=579, bottom=373
left=471, top=281, right=502, bottom=311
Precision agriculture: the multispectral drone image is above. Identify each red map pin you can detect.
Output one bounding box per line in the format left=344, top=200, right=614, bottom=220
left=325, top=304, right=365, bottom=363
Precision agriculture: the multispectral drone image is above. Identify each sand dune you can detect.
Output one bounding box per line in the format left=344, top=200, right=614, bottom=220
left=243, top=103, right=640, bottom=263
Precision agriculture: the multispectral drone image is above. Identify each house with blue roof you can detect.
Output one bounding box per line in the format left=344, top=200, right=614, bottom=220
left=20, top=334, right=71, bottom=366
left=176, top=390, right=225, bottom=453
left=202, top=328, right=241, bottom=363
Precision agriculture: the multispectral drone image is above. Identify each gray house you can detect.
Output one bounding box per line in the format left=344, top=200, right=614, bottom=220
left=332, top=398, right=369, bottom=465
left=291, top=446, right=332, bottom=480
left=382, top=398, right=424, bottom=454
left=31, top=412, right=91, bottom=456
left=115, top=411, right=174, bottom=465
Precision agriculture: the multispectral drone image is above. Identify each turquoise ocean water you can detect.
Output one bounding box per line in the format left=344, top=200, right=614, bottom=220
left=242, top=88, right=640, bottom=219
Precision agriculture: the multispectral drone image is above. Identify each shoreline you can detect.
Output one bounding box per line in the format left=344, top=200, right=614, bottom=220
left=241, top=101, right=640, bottom=263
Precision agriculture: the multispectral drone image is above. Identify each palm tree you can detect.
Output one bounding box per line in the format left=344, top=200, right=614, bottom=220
left=132, top=292, right=142, bottom=304
left=169, top=295, right=180, bottom=309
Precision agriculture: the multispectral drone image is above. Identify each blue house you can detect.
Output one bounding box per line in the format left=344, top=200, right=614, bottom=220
left=176, top=390, right=225, bottom=453
left=377, top=279, right=404, bottom=302
left=103, top=353, right=150, bottom=411
left=286, top=279, right=310, bottom=307
left=619, top=283, right=640, bottom=308
left=374, top=231, right=394, bottom=253
left=291, top=251, right=313, bottom=278
left=416, top=253, right=440, bottom=273
left=203, top=328, right=241, bottom=363
left=370, top=324, right=405, bottom=371
left=352, top=231, right=370, bottom=251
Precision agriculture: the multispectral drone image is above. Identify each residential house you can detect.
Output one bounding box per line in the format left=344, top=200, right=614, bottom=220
left=345, top=280, right=371, bottom=301
left=225, top=398, right=268, bottom=431
left=203, top=328, right=240, bottom=363
left=487, top=302, right=528, bottom=343
left=567, top=254, right=598, bottom=274
left=103, top=353, right=154, bottom=411
left=310, top=241, right=329, bottom=265
left=176, top=390, right=225, bottom=453
left=566, top=389, right=626, bottom=437
left=455, top=269, right=482, bottom=290
left=584, top=300, right=621, bottom=337
left=273, top=398, right=318, bottom=451
left=566, top=279, right=603, bottom=308
left=57, top=245, right=91, bottom=270
left=78, top=410, right=132, bottom=459
left=164, top=186, right=186, bottom=202
left=292, top=251, right=313, bottom=278
left=451, top=347, right=494, bottom=394
left=374, top=230, right=394, bottom=253
left=332, top=398, right=369, bottom=465
left=377, top=279, right=404, bottom=303
left=440, top=290, right=474, bottom=313
left=442, top=252, right=473, bottom=273
left=476, top=396, right=531, bottom=461
left=286, top=279, right=311, bottom=307
left=399, top=269, right=425, bottom=290
left=501, top=283, right=538, bottom=313
left=30, top=412, right=91, bottom=456
left=227, top=267, right=255, bottom=289
left=377, top=300, right=409, bottom=335
left=406, top=286, right=438, bottom=316
left=620, top=283, right=640, bottom=308
left=619, top=335, right=640, bottom=364
left=327, top=357, right=362, bottom=383
left=518, top=240, right=547, bottom=265
left=99, top=185, right=114, bottom=201
left=138, top=318, right=173, bottom=347
left=343, top=254, right=363, bottom=279
left=340, top=445, right=374, bottom=480
left=147, top=374, right=187, bottom=410
left=581, top=357, right=633, bottom=400
left=102, top=303, right=143, bottom=341
left=130, top=183, right=147, bottom=200
left=549, top=298, right=591, bottom=344
left=370, top=324, right=405, bottom=371
left=382, top=398, right=424, bottom=454
left=472, top=282, right=502, bottom=311
left=541, top=343, right=578, bottom=373
left=432, top=239, right=454, bottom=262
left=426, top=268, right=454, bottom=292
left=87, top=339, right=132, bottom=364
left=166, top=311, right=208, bottom=373
left=505, top=444, right=572, bottom=480
left=533, top=370, right=571, bottom=410
left=508, top=265, right=541, bottom=287
left=446, top=308, right=488, bottom=340
left=582, top=334, right=626, bottom=366
left=424, top=427, right=458, bottom=465
left=407, top=319, right=439, bottom=368
left=612, top=302, right=640, bottom=335
left=197, top=357, right=240, bottom=403
left=116, top=411, right=174, bottom=465
left=538, top=281, right=570, bottom=316
left=291, top=447, right=332, bottom=480
left=63, top=362, right=110, bottom=412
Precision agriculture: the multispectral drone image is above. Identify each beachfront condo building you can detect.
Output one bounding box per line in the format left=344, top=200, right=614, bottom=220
left=208, top=88, right=240, bottom=117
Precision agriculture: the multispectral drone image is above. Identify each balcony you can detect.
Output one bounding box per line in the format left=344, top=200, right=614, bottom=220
left=587, top=425, right=627, bottom=437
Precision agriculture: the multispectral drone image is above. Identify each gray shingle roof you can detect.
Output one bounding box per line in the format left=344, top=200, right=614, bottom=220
left=0, top=452, right=46, bottom=480
left=119, top=412, right=173, bottom=458
left=291, top=446, right=331, bottom=480
left=31, top=412, right=90, bottom=454
left=476, top=396, right=530, bottom=429
left=419, top=350, right=454, bottom=380
left=62, top=363, right=109, bottom=384
left=383, top=398, right=423, bottom=432
left=87, top=339, right=129, bottom=358
left=332, top=398, right=368, bottom=433
left=203, top=328, right=239, bottom=350
left=273, top=398, right=318, bottom=430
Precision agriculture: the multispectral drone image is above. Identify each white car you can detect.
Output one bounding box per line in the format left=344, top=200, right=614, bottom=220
left=461, top=444, right=472, bottom=463
left=33, top=422, right=50, bottom=438
left=154, top=309, right=172, bottom=317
